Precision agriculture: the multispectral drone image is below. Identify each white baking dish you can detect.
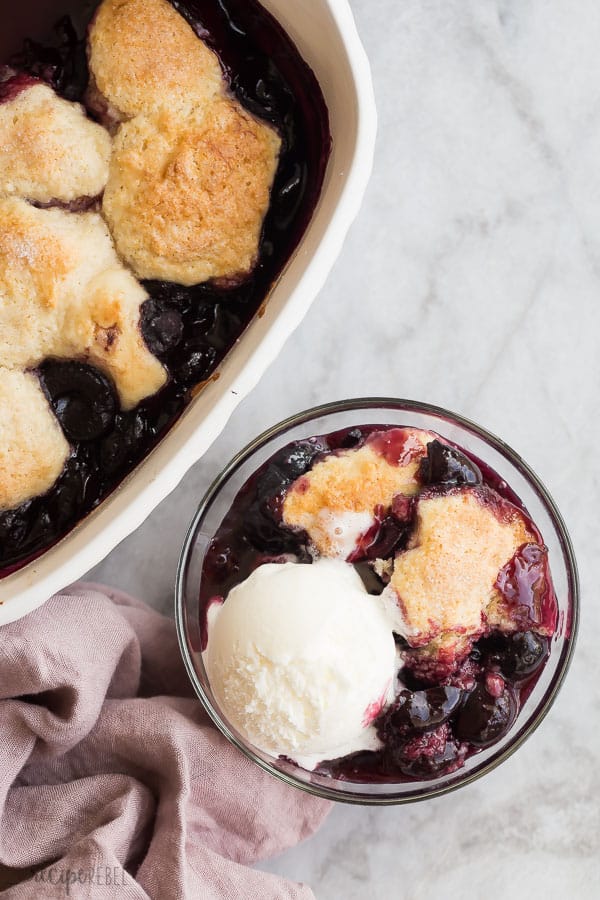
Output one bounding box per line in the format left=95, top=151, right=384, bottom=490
left=0, top=0, right=376, bottom=623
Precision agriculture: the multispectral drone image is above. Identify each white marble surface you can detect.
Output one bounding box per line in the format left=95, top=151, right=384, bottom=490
left=90, top=1, right=600, bottom=896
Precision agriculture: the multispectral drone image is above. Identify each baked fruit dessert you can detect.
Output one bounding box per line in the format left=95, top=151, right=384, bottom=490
left=0, top=0, right=330, bottom=573
left=200, top=425, right=558, bottom=781
left=89, top=0, right=281, bottom=285
left=102, top=98, right=281, bottom=285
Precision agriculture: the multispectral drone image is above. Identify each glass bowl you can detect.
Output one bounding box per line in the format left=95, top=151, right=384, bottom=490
left=175, top=398, right=579, bottom=805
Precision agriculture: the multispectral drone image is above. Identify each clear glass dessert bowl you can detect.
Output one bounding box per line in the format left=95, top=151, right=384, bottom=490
left=175, top=398, right=579, bottom=805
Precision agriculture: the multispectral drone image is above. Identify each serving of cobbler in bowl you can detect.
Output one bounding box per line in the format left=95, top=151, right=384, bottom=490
left=0, top=0, right=376, bottom=619
left=176, top=399, right=578, bottom=804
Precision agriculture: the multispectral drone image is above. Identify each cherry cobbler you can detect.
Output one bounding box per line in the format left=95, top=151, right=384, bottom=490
left=0, top=0, right=330, bottom=573
left=200, top=426, right=558, bottom=782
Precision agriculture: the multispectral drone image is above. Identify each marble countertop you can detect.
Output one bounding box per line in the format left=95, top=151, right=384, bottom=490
left=90, top=1, right=599, bottom=896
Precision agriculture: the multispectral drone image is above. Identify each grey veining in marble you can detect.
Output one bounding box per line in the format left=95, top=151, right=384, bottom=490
left=90, top=1, right=600, bottom=896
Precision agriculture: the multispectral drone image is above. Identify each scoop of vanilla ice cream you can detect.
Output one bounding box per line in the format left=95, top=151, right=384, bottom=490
left=204, top=559, right=396, bottom=762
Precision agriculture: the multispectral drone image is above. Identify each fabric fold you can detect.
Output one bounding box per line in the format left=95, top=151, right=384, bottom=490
left=0, top=586, right=330, bottom=898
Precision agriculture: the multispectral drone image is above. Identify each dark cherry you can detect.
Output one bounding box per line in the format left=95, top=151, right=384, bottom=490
left=244, top=490, right=300, bottom=553
left=173, top=296, right=244, bottom=355
left=38, top=361, right=116, bottom=442
left=348, top=505, right=410, bottom=562
left=178, top=346, right=219, bottom=386
left=353, top=561, right=386, bottom=595
left=495, top=543, right=556, bottom=633
left=244, top=497, right=288, bottom=553
left=419, top=439, right=483, bottom=486
left=23, top=507, right=53, bottom=551
left=393, top=725, right=466, bottom=778
left=398, top=665, right=437, bottom=693
left=269, top=440, right=325, bottom=481
left=11, top=16, right=87, bottom=101
left=391, top=493, right=415, bottom=522
left=243, top=442, right=323, bottom=553
left=0, top=505, right=31, bottom=556
left=336, top=427, right=365, bottom=449
left=140, top=281, right=191, bottom=308
left=477, top=631, right=549, bottom=681
left=270, top=161, right=307, bottom=232
left=141, top=300, right=184, bottom=357
left=501, top=632, right=549, bottom=679
left=359, top=513, right=409, bottom=560
left=99, top=411, right=147, bottom=475
left=378, top=686, right=463, bottom=737
left=454, top=682, right=517, bottom=746
left=43, top=458, right=88, bottom=528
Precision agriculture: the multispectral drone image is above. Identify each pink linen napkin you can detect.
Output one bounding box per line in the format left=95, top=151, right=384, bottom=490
left=0, top=584, right=331, bottom=899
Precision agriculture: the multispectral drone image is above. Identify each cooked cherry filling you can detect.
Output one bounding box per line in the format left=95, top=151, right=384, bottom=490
left=200, top=425, right=557, bottom=783
left=0, top=1, right=330, bottom=574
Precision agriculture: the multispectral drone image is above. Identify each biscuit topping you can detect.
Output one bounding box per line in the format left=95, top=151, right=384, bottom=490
left=0, top=81, right=111, bottom=204
left=383, top=487, right=537, bottom=645
left=103, top=100, right=281, bottom=284
left=0, top=198, right=166, bottom=409
left=0, top=369, right=70, bottom=509
left=91, top=0, right=281, bottom=285
left=282, top=429, right=432, bottom=558
left=88, top=0, right=223, bottom=120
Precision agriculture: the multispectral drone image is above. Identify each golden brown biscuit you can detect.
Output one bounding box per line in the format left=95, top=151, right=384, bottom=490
left=282, top=429, right=432, bottom=558
left=63, top=266, right=168, bottom=410
left=102, top=100, right=281, bottom=284
left=0, top=368, right=70, bottom=510
left=0, top=198, right=166, bottom=408
left=88, top=0, right=223, bottom=120
left=386, top=487, right=535, bottom=645
left=0, top=83, right=111, bottom=203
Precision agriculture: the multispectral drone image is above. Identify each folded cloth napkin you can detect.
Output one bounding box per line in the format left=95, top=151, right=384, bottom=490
left=0, top=584, right=331, bottom=899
